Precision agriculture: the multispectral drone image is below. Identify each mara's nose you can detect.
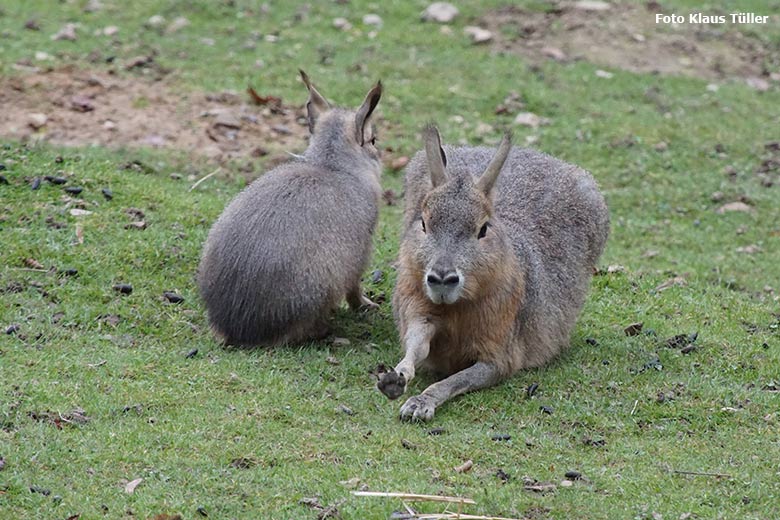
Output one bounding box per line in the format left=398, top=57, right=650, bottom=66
left=426, top=270, right=460, bottom=287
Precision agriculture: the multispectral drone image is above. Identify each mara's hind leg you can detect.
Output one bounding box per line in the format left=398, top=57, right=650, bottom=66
left=347, top=284, right=378, bottom=311
left=281, top=316, right=332, bottom=345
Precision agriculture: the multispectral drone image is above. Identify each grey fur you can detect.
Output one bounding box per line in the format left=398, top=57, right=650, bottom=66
left=382, top=127, right=609, bottom=420
left=198, top=74, right=382, bottom=346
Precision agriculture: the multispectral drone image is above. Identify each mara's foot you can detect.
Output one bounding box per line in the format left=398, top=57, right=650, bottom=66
left=399, top=393, right=437, bottom=422
left=377, top=369, right=406, bottom=400
left=347, top=289, right=379, bottom=311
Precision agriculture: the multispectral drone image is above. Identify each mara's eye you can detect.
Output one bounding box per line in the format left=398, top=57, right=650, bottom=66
left=421, top=218, right=426, bottom=233
left=478, top=222, right=489, bottom=239
left=370, top=136, right=377, bottom=146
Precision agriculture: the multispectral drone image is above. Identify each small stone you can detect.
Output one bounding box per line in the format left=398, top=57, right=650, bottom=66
left=64, top=186, right=83, bottom=195
left=69, top=208, right=93, bottom=216
left=51, top=23, right=78, bottom=41
left=24, top=19, right=41, bottom=31
left=716, top=202, right=753, bottom=214
left=464, top=26, right=493, bottom=44
left=595, top=69, right=614, bottom=79
left=124, top=221, right=146, bottom=230
left=540, top=405, right=554, bottom=415
left=391, top=156, right=409, bottom=170
left=560, top=479, right=574, bottom=487
left=84, top=0, right=103, bottom=12
left=574, top=0, right=611, bottom=11
left=31, top=177, right=41, bottom=190
left=146, top=15, right=166, bottom=29
left=332, top=337, right=351, bottom=346
left=513, top=112, right=547, bottom=128
left=333, top=17, right=352, bottom=30
left=710, top=191, right=724, bottom=202
left=166, top=16, right=190, bottom=33
left=421, top=2, right=459, bottom=23
left=214, top=111, right=242, bottom=129
left=362, top=14, right=383, bottom=26
left=103, top=25, right=119, bottom=36
left=746, top=77, right=770, bottom=92
left=491, top=434, right=511, bottom=441
left=632, top=33, right=646, bottom=42
left=103, top=120, right=116, bottom=131
left=185, top=348, right=198, bottom=359
left=101, top=188, right=113, bottom=200
left=541, top=46, right=566, bottom=61
left=28, top=113, right=48, bottom=129
left=736, top=244, right=761, bottom=254
left=654, top=141, right=668, bottom=152
left=475, top=122, right=494, bottom=137
left=34, top=51, right=52, bottom=61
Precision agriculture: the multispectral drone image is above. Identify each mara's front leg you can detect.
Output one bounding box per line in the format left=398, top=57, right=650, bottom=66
left=399, top=361, right=502, bottom=422
left=377, top=318, right=435, bottom=400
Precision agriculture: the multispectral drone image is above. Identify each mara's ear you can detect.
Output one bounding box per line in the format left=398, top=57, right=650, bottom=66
left=299, top=69, right=330, bottom=133
left=476, top=131, right=512, bottom=194
left=354, top=80, right=382, bottom=145
left=423, top=124, right=448, bottom=188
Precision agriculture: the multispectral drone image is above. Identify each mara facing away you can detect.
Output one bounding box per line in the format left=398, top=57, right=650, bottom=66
left=198, top=71, right=383, bottom=347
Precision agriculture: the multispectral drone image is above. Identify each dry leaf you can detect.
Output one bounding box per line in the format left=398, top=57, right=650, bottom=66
left=624, top=322, right=644, bottom=336
left=24, top=258, right=44, bottom=269
left=454, top=459, right=473, bottom=473
left=654, top=276, right=687, bottom=292
left=247, top=86, right=282, bottom=106
left=124, top=477, right=142, bottom=494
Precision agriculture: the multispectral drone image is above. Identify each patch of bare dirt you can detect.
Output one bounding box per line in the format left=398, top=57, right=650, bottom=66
left=480, top=2, right=779, bottom=82
left=0, top=65, right=309, bottom=162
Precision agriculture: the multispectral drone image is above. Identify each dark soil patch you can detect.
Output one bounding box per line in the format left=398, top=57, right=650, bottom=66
left=0, top=66, right=309, bottom=162
left=480, top=2, right=779, bottom=82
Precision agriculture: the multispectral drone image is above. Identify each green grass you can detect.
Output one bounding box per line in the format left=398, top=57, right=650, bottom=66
left=2, top=1, right=780, bottom=519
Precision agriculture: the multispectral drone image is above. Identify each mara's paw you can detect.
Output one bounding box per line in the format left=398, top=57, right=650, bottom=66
left=377, top=369, right=406, bottom=400
left=399, top=394, right=437, bottom=422
left=358, top=294, right=380, bottom=311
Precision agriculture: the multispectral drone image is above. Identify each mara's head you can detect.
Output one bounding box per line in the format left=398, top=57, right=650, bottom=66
left=411, top=125, right=513, bottom=305
left=299, top=70, right=382, bottom=172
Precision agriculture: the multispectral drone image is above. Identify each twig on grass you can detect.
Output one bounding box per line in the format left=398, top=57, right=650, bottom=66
left=630, top=399, right=639, bottom=415
left=671, top=469, right=732, bottom=478
left=411, top=514, right=524, bottom=520
left=352, top=491, right=476, bottom=505
left=189, top=167, right=221, bottom=192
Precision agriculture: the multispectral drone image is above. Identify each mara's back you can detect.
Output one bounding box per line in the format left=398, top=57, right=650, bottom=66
left=198, top=161, right=380, bottom=345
